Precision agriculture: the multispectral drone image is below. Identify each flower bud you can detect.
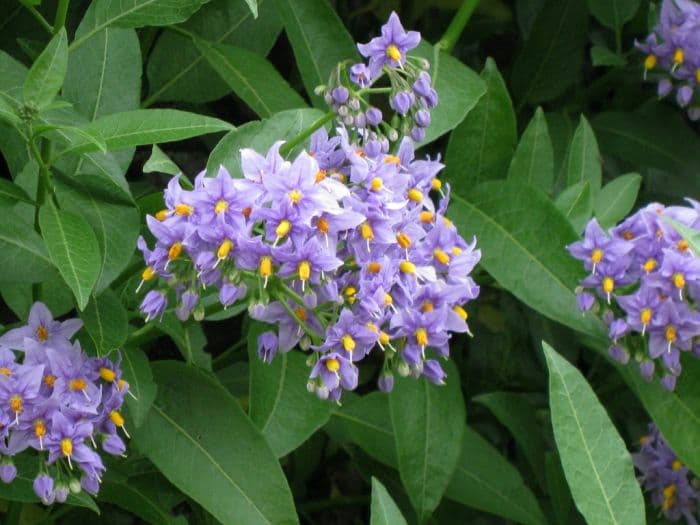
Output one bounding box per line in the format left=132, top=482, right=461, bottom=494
left=54, top=484, right=69, bottom=503
left=0, top=462, right=17, bottom=484
left=33, top=474, right=55, bottom=505
left=331, top=86, right=350, bottom=104
left=378, top=372, right=394, bottom=392
left=69, top=478, right=82, bottom=494
left=397, top=361, right=410, bottom=377
left=348, top=98, right=360, bottom=111
left=365, top=107, right=382, bottom=126
left=414, top=109, right=431, bottom=128
left=314, top=85, right=326, bottom=96
left=410, top=127, right=425, bottom=142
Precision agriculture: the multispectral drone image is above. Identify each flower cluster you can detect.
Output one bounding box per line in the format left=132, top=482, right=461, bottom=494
left=0, top=303, right=129, bottom=504
left=634, top=423, right=699, bottom=523
left=320, top=11, right=438, bottom=143
left=636, top=0, right=700, bottom=119
left=568, top=201, right=700, bottom=390
left=137, top=13, right=480, bottom=403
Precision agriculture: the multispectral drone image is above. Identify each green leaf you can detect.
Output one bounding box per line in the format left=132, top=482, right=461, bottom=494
left=0, top=209, right=54, bottom=283
left=545, top=451, right=576, bottom=525
left=244, top=0, right=258, bottom=17
left=474, top=392, right=547, bottom=488
left=566, top=115, right=602, bottom=195
left=155, top=314, right=212, bottom=370
left=449, top=180, right=605, bottom=338
left=587, top=0, right=641, bottom=31
left=70, top=0, right=211, bottom=51
left=555, top=181, right=592, bottom=233
left=132, top=361, right=299, bottom=525
left=23, top=27, right=68, bottom=109
left=445, top=426, right=547, bottom=525
left=412, top=42, right=486, bottom=146
left=0, top=177, right=34, bottom=206
left=445, top=58, right=516, bottom=192
left=196, top=39, right=305, bottom=118
left=54, top=174, right=139, bottom=292
left=594, top=173, right=641, bottom=229
left=145, top=0, right=282, bottom=104
left=389, top=361, right=465, bottom=522
left=206, top=108, right=325, bottom=177
left=511, top=0, right=588, bottom=104
left=371, top=477, right=408, bottom=525
left=274, top=0, right=356, bottom=106
left=64, top=5, right=141, bottom=121
left=79, top=109, right=233, bottom=150
left=508, top=107, right=554, bottom=194
left=542, top=342, right=645, bottom=525
left=121, top=347, right=157, bottom=428
left=0, top=94, right=19, bottom=125
left=81, top=288, right=128, bottom=355
left=39, top=201, right=101, bottom=310
left=590, top=46, right=627, bottom=67
left=247, top=322, right=334, bottom=457
left=144, top=145, right=181, bottom=175
left=100, top=476, right=180, bottom=525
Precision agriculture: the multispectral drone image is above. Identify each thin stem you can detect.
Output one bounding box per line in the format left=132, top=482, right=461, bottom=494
left=437, top=0, right=481, bottom=54
left=279, top=112, right=334, bottom=157
left=276, top=294, right=322, bottom=344
left=212, top=339, right=247, bottom=367
left=24, top=5, right=53, bottom=34
left=53, top=0, right=69, bottom=33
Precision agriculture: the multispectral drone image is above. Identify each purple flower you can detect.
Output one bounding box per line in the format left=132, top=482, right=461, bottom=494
left=0, top=302, right=82, bottom=352
left=608, top=344, right=630, bottom=365
left=34, top=474, right=55, bottom=505
left=390, top=91, right=414, bottom=116
left=103, top=434, right=126, bottom=456
left=350, top=63, right=372, bottom=87
left=257, top=332, right=278, bottom=364
left=140, top=290, right=168, bottom=322
left=309, top=353, right=358, bottom=394
left=0, top=461, right=16, bottom=483
left=422, top=359, right=446, bottom=385
left=331, top=87, right=349, bottom=105
left=414, top=109, right=431, bottom=128
left=365, top=107, right=382, bottom=126
left=357, top=12, right=421, bottom=77
left=377, top=372, right=394, bottom=392
left=54, top=484, right=69, bottom=503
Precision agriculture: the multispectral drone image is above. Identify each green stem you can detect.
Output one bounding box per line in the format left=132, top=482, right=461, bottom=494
left=24, top=5, right=53, bottom=34
left=53, top=0, right=69, bottom=33
left=276, top=294, right=322, bottom=344
left=212, top=339, right=247, bottom=367
left=437, top=0, right=481, bottom=54
left=279, top=112, right=334, bottom=157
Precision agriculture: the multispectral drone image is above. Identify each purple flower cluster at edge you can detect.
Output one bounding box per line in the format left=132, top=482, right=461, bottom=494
left=0, top=302, right=129, bottom=504
left=569, top=200, right=700, bottom=391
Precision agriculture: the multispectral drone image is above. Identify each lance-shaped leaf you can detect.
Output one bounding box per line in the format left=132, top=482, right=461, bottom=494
left=0, top=210, right=54, bottom=283
left=23, top=28, right=68, bottom=109
left=132, top=361, right=299, bottom=525
left=555, top=180, right=592, bottom=234
left=247, top=322, right=334, bottom=457
left=274, top=0, right=356, bottom=106
left=566, top=115, right=602, bottom=195
left=508, top=107, right=554, bottom=194
left=196, top=39, right=305, bottom=118
left=121, top=347, right=157, bottom=428
left=594, top=173, right=641, bottom=229
left=39, top=201, right=101, bottom=310
left=144, top=145, right=181, bottom=175
left=0, top=178, right=34, bottom=206
left=389, top=361, right=465, bottom=522
left=81, top=288, right=128, bottom=356
left=542, top=342, right=645, bottom=525
left=587, top=0, right=641, bottom=31
left=371, top=477, right=408, bottom=525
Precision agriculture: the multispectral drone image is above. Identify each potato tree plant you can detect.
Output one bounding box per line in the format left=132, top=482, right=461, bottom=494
left=1, top=0, right=700, bottom=524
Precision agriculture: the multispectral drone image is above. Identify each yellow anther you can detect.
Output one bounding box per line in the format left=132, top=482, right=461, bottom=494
left=643, top=258, right=657, bottom=273
left=396, top=232, right=412, bottom=249
left=379, top=331, right=390, bottom=346
left=672, top=459, right=683, bottom=471
left=142, top=266, right=156, bottom=281
left=118, top=379, right=128, bottom=392
left=317, top=217, right=329, bottom=234
left=342, top=334, right=356, bottom=352
left=325, top=358, right=340, bottom=373
left=415, top=328, right=428, bottom=347
left=294, top=306, right=307, bottom=323
left=9, top=395, right=22, bottom=414
left=602, top=277, right=614, bottom=295
left=640, top=308, right=652, bottom=326
left=431, top=178, right=442, bottom=191
left=298, top=261, right=311, bottom=282
left=384, top=293, right=393, bottom=306
left=678, top=240, right=690, bottom=252
left=315, top=170, right=327, bottom=183
left=421, top=301, right=434, bottom=312
left=34, top=419, right=46, bottom=439
left=453, top=305, right=468, bottom=321
left=168, top=242, right=182, bottom=261
left=673, top=272, right=686, bottom=290
left=370, top=177, right=384, bottom=191
left=361, top=223, right=374, bottom=241
left=400, top=260, right=416, bottom=274
left=591, top=248, right=603, bottom=264
left=217, top=239, right=234, bottom=260
left=666, top=325, right=677, bottom=343
left=368, top=261, right=382, bottom=273
left=174, top=203, right=193, bottom=216
left=639, top=435, right=649, bottom=445
left=99, top=367, right=116, bottom=383
left=622, top=230, right=634, bottom=240
left=61, top=438, right=73, bottom=457
left=644, top=54, right=657, bottom=70
left=674, top=48, right=684, bottom=64
left=696, top=69, right=700, bottom=83
left=433, top=248, right=450, bottom=265
left=275, top=219, right=291, bottom=239
left=384, top=155, right=401, bottom=164
left=663, top=484, right=677, bottom=510
left=407, top=188, right=423, bottom=203
left=452, top=246, right=463, bottom=256
left=110, top=410, right=125, bottom=427
left=420, top=211, right=434, bottom=223
left=36, top=325, right=48, bottom=341
left=44, top=374, right=55, bottom=388
left=366, top=322, right=378, bottom=332
left=344, top=286, right=357, bottom=304
left=288, top=189, right=302, bottom=204
left=215, top=199, right=229, bottom=214
left=386, top=44, right=401, bottom=62
left=0, top=367, right=11, bottom=377
left=259, top=256, right=273, bottom=278
left=155, top=209, right=168, bottom=221
left=242, top=207, right=252, bottom=218
left=69, top=378, right=87, bottom=391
